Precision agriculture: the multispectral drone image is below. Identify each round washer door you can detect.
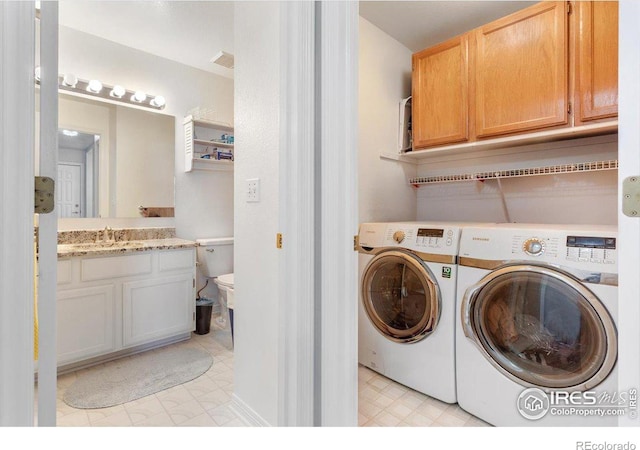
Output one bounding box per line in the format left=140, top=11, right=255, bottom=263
left=361, top=249, right=441, bottom=343
left=461, top=264, right=617, bottom=391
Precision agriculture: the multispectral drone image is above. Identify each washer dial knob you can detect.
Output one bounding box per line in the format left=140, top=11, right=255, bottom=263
left=523, top=238, right=545, bottom=256
left=393, top=230, right=405, bottom=244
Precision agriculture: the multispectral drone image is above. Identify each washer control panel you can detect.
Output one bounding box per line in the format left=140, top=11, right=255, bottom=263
left=383, top=226, right=454, bottom=250
left=566, top=235, right=617, bottom=265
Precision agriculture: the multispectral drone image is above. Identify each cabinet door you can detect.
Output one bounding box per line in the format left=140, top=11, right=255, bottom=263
left=57, top=285, right=116, bottom=364
left=412, top=34, right=469, bottom=149
left=184, top=119, right=194, bottom=173
left=474, top=1, right=568, bottom=138
left=122, top=273, right=194, bottom=347
left=575, top=1, right=618, bottom=123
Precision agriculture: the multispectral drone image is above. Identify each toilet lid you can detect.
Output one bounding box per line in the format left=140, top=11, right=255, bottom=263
left=216, top=273, right=234, bottom=288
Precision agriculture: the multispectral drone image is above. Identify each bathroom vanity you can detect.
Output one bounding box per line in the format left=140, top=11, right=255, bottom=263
left=55, top=228, right=197, bottom=369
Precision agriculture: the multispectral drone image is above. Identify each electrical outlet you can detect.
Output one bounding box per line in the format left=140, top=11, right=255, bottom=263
left=246, top=178, right=260, bottom=202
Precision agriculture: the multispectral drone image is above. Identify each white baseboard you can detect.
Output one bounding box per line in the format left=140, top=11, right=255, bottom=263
left=230, top=393, right=271, bottom=426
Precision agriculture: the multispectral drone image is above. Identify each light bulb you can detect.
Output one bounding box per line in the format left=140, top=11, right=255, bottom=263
left=110, top=85, right=125, bottom=98
left=150, top=95, right=166, bottom=108
left=62, top=73, right=78, bottom=88
left=87, top=79, right=103, bottom=93
left=62, top=129, right=78, bottom=137
left=131, top=91, right=146, bottom=103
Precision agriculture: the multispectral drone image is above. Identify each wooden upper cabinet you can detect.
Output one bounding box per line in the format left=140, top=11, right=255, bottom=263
left=575, top=1, right=618, bottom=123
left=412, top=34, right=469, bottom=149
left=473, top=1, right=568, bottom=138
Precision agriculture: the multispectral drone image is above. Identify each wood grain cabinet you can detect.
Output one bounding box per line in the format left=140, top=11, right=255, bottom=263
left=574, top=0, right=619, bottom=124
left=473, top=1, right=568, bottom=138
left=412, top=35, right=469, bottom=149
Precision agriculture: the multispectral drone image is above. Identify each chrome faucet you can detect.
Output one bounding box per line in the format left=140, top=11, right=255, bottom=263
left=96, top=226, right=115, bottom=243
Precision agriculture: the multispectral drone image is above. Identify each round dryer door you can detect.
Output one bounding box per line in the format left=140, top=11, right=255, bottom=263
left=462, top=264, right=617, bottom=391
left=361, top=249, right=441, bottom=343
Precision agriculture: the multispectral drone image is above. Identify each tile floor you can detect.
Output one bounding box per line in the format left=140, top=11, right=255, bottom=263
left=45, top=315, right=489, bottom=427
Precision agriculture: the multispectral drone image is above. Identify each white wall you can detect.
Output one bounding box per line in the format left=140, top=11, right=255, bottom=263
left=359, top=18, right=417, bottom=224
left=58, top=26, right=234, bottom=239
left=233, top=1, right=280, bottom=426
left=416, top=135, right=618, bottom=225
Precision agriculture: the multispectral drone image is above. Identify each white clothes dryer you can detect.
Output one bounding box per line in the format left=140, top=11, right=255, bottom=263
left=358, top=221, right=466, bottom=403
left=456, top=223, right=619, bottom=426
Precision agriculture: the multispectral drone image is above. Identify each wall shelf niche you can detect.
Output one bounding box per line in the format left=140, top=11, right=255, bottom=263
left=184, top=115, right=234, bottom=172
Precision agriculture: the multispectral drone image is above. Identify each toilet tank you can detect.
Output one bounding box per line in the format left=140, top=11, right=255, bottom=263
left=195, top=237, right=234, bottom=278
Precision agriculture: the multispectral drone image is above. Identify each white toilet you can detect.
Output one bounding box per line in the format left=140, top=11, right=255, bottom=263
left=195, top=237, right=234, bottom=341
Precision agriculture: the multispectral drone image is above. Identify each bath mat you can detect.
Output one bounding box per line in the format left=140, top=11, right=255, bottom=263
left=63, top=346, right=213, bottom=409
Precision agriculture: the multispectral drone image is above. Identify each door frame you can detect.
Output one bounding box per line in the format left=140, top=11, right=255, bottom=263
left=0, top=1, right=36, bottom=426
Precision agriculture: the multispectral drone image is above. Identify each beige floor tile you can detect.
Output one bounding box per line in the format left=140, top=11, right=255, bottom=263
left=90, top=410, right=133, bottom=427
left=381, top=383, right=408, bottom=400
left=371, top=392, right=396, bottom=409
left=385, top=399, right=415, bottom=420
left=402, top=412, right=435, bottom=427
left=86, top=404, right=127, bottom=423
left=197, top=388, right=232, bottom=411
left=370, top=411, right=402, bottom=427
left=207, top=405, right=240, bottom=426
left=358, top=398, right=383, bottom=419
left=370, top=376, right=391, bottom=391
left=124, top=397, right=165, bottom=424
left=57, top=410, right=90, bottom=427
left=164, top=398, right=207, bottom=425
left=177, top=412, right=218, bottom=427
left=397, top=391, right=427, bottom=410
left=432, top=411, right=469, bottom=427
left=156, top=385, right=196, bottom=410
left=445, top=404, right=472, bottom=421
left=133, top=411, right=175, bottom=427
left=183, top=375, right=219, bottom=398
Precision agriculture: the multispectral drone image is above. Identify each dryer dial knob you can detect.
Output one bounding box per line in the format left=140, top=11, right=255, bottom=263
left=393, top=231, right=405, bottom=244
left=523, top=238, right=545, bottom=256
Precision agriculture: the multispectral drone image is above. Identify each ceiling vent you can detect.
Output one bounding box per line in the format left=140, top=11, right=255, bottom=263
left=211, top=51, right=234, bottom=69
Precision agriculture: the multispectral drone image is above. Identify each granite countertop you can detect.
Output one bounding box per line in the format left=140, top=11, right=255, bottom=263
left=57, top=238, right=197, bottom=258
left=55, top=227, right=197, bottom=258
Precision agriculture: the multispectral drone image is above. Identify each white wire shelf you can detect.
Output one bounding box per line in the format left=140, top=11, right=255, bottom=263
left=409, top=160, right=618, bottom=186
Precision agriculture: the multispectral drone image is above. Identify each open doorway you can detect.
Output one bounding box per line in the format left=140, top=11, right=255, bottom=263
left=57, top=129, right=99, bottom=218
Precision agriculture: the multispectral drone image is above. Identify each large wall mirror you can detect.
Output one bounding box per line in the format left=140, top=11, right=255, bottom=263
left=56, top=93, right=175, bottom=218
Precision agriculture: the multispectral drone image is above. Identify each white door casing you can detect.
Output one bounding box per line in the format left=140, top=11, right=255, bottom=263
left=0, top=1, right=36, bottom=426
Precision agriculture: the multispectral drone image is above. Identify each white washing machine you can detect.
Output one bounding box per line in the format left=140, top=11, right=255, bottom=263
left=456, top=223, right=619, bottom=426
left=358, top=221, right=465, bottom=403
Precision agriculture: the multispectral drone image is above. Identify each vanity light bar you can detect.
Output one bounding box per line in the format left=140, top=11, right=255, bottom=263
left=38, top=71, right=166, bottom=110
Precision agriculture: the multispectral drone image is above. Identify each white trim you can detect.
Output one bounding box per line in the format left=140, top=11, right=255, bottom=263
left=278, top=1, right=316, bottom=426
left=229, top=394, right=270, bottom=427
left=617, top=0, right=640, bottom=427
left=318, top=1, right=359, bottom=426
left=0, top=1, right=36, bottom=426
left=36, top=1, right=59, bottom=426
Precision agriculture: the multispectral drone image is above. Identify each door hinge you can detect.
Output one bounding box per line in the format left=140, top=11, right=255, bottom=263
left=354, top=235, right=359, bottom=251
left=623, top=176, right=640, bottom=217
left=193, top=278, right=196, bottom=288
left=276, top=233, right=283, bottom=249
left=35, top=176, right=55, bottom=214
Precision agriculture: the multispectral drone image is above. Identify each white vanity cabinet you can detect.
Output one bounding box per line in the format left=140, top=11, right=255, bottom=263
left=56, top=248, right=196, bottom=367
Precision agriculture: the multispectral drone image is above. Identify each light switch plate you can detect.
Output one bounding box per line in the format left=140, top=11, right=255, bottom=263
left=246, top=178, right=260, bottom=202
